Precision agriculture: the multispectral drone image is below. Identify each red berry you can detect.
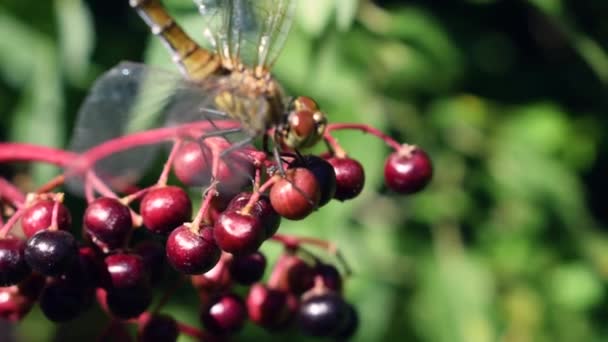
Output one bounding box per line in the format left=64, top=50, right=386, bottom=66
left=173, top=141, right=212, bottom=186
left=207, top=137, right=255, bottom=192
left=20, top=200, right=71, bottom=238
left=0, top=238, right=30, bottom=287
left=293, top=155, right=337, bottom=207
left=246, top=283, right=298, bottom=330
left=105, top=253, right=148, bottom=289
left=269, top=168, right=320, bottom=220
left=166, top=225, right=220, bottom=275
left=269, top=254, right=315, bottom=295
left=227, top=193, right=281, bottom=238
left=213, top=210, right=265, bottom=255
left=384, top=146, right=432, bottom=194
left=325, top=157, right=365, bottom=201
left=84, top=197, right=133, bottom=251
left=200, top=293, right=247, bottom=334
left=0, top=285, right=35, bottom=322
left=140, top=186, right=192, bottom=235
left=229, top=251, right=266, bottom=285
left=191, top=257, right=232, bottom=295
left=98, top=284, right=153, bottom=320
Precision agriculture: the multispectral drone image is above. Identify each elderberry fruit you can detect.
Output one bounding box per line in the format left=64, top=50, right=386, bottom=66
left=229, top=251, right=266, bottom=285
left=140, top=186, right=192, bottom=235
left=269, top=168, right=320, bottom=220
left=100, top=284, right=153, bottom=319
left=214, top=210, right=265, bottom=255
left=191, top=257, right=232, bottom=294
left=138, top=313, right=179, bottom=342
left=293, top=155, right=337, bottom=207
left=270, top=254, right=315, bottom=295
left=207, top=137, right=255, bottom=192
left=335, top=303, right=359, bottom=339
left=84, top=197, right=132, bottom=251
left=0, top=285, right=35, bottom=322
left=384, top=146, right=432, bottom=194
left=315, top=263, right=342, bottom=292
left=135, top=240, right=166, bottom=285
left=24, top=230, right=77, bottom=276
left=227, top=193, right=281, bottom=238
left=166, top=225, right=220, bottom=275
left=297, top=292, right=350, bottom=337
left=105, top=253, right=148, bottom=288
left=247, top=283, right=298, bottom=330
left=20, top=200, right=71, bottom=238
left=173, top=141, right=212, bottom=186
left=39, top=279, right=93, bottom=322
left=325, top=157, right=365, bottom=201
left=200, top=293, right=247, bottom=334
left=0, top=238, right=30, bottom=286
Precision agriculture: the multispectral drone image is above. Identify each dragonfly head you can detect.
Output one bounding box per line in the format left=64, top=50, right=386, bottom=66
left=276, top=96, right=327, bottom=150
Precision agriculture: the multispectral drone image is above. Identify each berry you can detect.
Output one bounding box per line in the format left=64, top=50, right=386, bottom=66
left=134, top=240, right=166, bottom=285
left=247, top=283, right=298, bottom=330
left=191, top=256, right=232, bottom=295
left=293, top=155, right=337, bottom=207
left=325, top=157, right=365, bottom=201
left=315, top=263, right=342, bottom=292
left=269, top=254, right=314, bottom=295
left=166, top=225, right=220, bottom=275
left=20, top=200, right=71, bottom=238
left=39, top=279, right=93, bottom=322
left=214, top=210, right=265, bottom=255
left=105, top=253, right=148, bottom=288
left=138, top=314, right=179, bottom=342
left=384, top=146, right=432, bottom=194
left=140, top=186, right=192, bottom=235
left=62, top=246, right=106, bottom=289
left=83, top=197, right=133, bottom=251
left=297, top=292, right=349, bottom=337
left=269, top=168, right=320, bottom=220
left=335, top=303, right=359, bottom=339
left=227, top=193, right=281, bottom=238
left=99, top=284, right=153, bottom=319
left=200, top=293, right=247, bottom=334
left=229, top=251, right=266, bottom=285
left=24, top=230, right=77, bottom=276
left=173, top=141, right=212, bottom=186
left=0, top=238, right=30, bottom=286
left=0, top=285, right=35, bottom=322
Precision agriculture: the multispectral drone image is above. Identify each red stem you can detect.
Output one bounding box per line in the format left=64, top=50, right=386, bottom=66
left=177, top=322, right=205, bottom=339
left=326, top=123, right=402, bottom=151
left=0, top=143, right=77, bottom=166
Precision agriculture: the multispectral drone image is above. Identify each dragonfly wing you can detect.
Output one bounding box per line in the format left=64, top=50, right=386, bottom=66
left=67, top=61, right=238, bottom=195
left=193, top=0, right=296, bottom=69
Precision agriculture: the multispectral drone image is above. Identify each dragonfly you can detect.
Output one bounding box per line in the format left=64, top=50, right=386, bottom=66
left=67, top=0, right=327, bottom=193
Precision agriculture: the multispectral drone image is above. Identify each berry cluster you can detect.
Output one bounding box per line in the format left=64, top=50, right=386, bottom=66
left=0, top=120, right=432, bottom=340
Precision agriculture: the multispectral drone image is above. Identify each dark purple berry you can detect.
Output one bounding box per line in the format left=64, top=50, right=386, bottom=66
left=138, top=314, right=179, bottom=342
left=297, top=292, right=349, bottom=337
left=39, top=279, right=93, bottom=322
left=166, top=225, right=220, bottom=275
left=335, top=303, right=359, bottom=339
left=84, top=197, right=133, bottom=251
left=24, top=230, right=77, bottom=276
left=315, top=263, right=342, bottom=292
left=269, top=168, right=320, bottom=220
left=105, top=253, right=148, bottom=288
left=229, top=251, right=266, bottom=285
left=384, top=146, right=432, bottom=194
left=269, top=254, right=314, bottom=295
left=0, top=238, right=30, bottom=286
left=140, top=186, right=192, bottom=235
left=200, top=293, right=247, bottom=334
left=101, top=284, right=153, bottom=320
left=214, top=210, right=265, bottom=255
left=20, top=200, right=71, bottom=238
left=134, top=240, right=166, bottom=285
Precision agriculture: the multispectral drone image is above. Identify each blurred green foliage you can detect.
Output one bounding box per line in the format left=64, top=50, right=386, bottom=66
left=2, top=0, right=608, bottom=341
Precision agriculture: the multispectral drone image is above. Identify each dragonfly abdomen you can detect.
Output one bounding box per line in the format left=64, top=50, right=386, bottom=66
left=129, top=0, right=222, bottom=81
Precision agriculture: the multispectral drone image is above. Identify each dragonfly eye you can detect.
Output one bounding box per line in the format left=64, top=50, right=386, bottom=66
left=277, top=109, right=327, bottom=149
left=292, top=96, right=319, bottom=112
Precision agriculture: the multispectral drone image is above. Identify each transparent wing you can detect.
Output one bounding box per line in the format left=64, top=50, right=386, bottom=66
left=193, top=0, right=296, bottom=70
left=66, top=61, right=256, bottom=195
